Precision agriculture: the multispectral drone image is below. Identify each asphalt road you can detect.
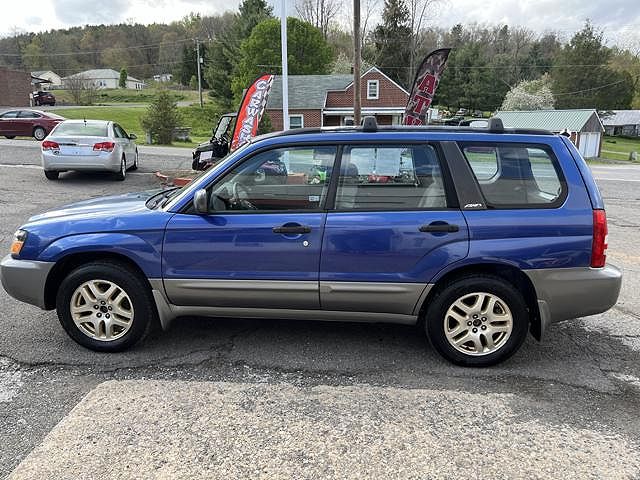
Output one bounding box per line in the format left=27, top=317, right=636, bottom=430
left=0, top=140, right=639, bottom=478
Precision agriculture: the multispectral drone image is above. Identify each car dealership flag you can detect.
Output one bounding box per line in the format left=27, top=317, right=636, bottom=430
left=231, top=74, right=275, bottom=151
left=404, top=48, right=451, bottom=125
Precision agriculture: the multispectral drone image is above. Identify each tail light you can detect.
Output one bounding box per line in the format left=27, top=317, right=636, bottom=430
left=93, top=142, right=115, bottom=152
left=591, top=209, right=608, bottom=268
left=42, top=140, right=59, bottom=151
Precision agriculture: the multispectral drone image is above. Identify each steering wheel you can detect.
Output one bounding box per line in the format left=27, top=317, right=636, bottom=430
left=232, top=182, right=257, bottom=210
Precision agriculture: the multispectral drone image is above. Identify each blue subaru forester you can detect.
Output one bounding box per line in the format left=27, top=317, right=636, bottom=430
left=0, top=118, right=622, bottom=367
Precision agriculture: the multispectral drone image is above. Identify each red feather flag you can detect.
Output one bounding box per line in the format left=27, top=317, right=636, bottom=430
left=404, top=48, right=451, bottom=125
left=231, top=74, right=275, bottom=151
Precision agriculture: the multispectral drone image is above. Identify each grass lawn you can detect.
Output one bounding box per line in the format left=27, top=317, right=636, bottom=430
left=53, top=88, right=204, bottom=105
left=600, top=136, right=640, bottom=162
left=54, top=104, right=220, bottom=148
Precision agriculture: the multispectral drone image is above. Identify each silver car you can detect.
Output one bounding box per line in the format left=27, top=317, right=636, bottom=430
left=41, top=120, right=138, bottom=181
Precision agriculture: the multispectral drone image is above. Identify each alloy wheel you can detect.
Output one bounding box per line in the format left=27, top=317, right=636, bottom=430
left=443, top=292, right=513, bottom=356
left=70, top=279, right=134, bottom=341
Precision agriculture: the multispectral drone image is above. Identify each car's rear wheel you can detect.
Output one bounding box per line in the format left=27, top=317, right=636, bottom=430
left=33, top=127, right=46, bottom=141
left=424, top=275, right=529, bottom=367
left=4, top=135, right=15, bottom=139
left=115, top=157, right=126, bottom=181
left=56, top=261, right=156, bottom=352
left=130, top=150, right=138, bottom=170
left=44, top=170, right=59, bottom=180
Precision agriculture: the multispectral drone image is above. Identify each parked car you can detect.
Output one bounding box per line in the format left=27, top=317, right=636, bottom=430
left=0, top=109, right=64, bottom=140
left=32, top=91, right=56, bottom=106
left=456, top=108, right=468, bottom=116
left=41, top=120, right=138, bottom=180
left=0, top=117, right=621, bottom=367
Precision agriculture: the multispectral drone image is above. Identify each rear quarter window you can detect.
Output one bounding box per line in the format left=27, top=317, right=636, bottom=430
left=460, top=142, right=566, bottom=208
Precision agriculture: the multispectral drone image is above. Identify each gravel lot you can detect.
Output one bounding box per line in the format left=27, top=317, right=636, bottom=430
left=0, top=139, right=639, bottom=479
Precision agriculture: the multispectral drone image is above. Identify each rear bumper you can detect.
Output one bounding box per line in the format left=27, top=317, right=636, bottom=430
left=524, top=264, right=622, bottom=336
left=42, top=151, right=120, bottom=172
left=0, top=255, right=54, bottom=309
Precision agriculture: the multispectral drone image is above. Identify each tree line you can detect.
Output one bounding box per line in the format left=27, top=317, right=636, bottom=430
left=1, top=0, right=638, bottom=112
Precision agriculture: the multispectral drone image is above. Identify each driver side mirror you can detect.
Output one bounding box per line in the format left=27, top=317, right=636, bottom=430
left=193, top=189, right=208, bottom=214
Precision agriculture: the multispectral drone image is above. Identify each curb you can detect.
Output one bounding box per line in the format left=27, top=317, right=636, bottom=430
left=155, top=171, right=192, bottom=187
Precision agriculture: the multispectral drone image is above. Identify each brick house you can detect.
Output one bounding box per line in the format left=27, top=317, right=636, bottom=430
left=266, top=67, right=409, bottom=130
left=0, top=68, right=31, bottom=106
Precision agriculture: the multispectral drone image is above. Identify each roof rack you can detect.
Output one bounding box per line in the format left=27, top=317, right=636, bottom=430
left=265, top=115, right=553, bottom=138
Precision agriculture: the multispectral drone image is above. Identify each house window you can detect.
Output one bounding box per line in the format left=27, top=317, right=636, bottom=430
left=289, top=114, right=304, bottom=129
left=367, top=80, right=379, bottom=100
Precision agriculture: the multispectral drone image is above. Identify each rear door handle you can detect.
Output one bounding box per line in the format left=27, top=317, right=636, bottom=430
left=272, top=225, right=312, bottom=234
left=419, top=223, right=459, bottom=233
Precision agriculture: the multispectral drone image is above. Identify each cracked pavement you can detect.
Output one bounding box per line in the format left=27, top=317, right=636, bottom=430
left=0, top=143, right=639, bottom=478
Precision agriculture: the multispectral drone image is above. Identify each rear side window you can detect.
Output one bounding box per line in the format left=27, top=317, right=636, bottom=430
left=18, top=111, right=41, bottom=118
left=335, top=144, right=448, bottom=210
left=461, top=143, right=565, bottom=208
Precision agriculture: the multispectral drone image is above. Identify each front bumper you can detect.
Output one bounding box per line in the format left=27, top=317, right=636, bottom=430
left=524, top=264, right=622, bottom=336
left=0, top=255, right=55, bottom=309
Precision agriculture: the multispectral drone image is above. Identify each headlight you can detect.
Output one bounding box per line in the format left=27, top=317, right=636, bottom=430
left=10, top=229, right=27, bottom=256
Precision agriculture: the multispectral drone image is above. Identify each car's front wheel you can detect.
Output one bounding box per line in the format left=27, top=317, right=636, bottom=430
left=130, top=150, right=138, bottom=170
left=33, top=127, right=46, bottom=141
left=44, top=170, right=59, bottom=180
left=115, top=157, right=126, bottom=181
left=56, top=261, right=156, bottom=352
left=424, top=275, right=529, bottom=367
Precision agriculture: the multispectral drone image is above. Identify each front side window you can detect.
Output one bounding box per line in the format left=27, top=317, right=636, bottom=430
left=0, top=111, right=19, bottom=119
left=205, top=146, right=337, bottom=212
left=461, top=143, right=565, bottom=207
left=335, top=144, right=447, bottom=210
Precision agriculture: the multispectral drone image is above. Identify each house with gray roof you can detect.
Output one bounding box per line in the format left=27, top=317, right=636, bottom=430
left=494, top=109, right=604, bottom=158
left=265, top=67, right=409, bottom=130
left=601, top=110, right=640, bottom=137
left=62, top=69, right=146, bottom=90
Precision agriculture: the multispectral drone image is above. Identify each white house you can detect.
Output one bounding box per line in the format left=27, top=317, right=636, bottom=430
left=31, top=70, right=62, bottom=89
left=63, top=69, right=146, bottom=90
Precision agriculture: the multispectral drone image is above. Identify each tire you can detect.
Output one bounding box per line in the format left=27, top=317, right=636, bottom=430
left=33, top=127, right=46, bottom=141
left=44, top=170, right=59, bottom=180
left=115, top=157, right=126, bottom=181
left=424, top=274, right=529, bottom=367
left=130, top=150, right=138, bottom=171
left=55, top=260, right=156, bottom=352
left=4, top=136, right=15, bottom=139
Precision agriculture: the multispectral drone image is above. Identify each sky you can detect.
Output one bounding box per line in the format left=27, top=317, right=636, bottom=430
left=1, top=0, right=639, bottom=46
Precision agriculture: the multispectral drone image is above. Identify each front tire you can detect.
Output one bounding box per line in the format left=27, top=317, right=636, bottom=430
left=55, top=261, right=156, bottom=352
left=424, top=275, right=529, bottom=367
left=5, top=135, right=16, bottom=139
left=44, top=170, right=59, bottom=180
left=130, top=150, right=138, bottom=170
left=33, top=127, right=46, bottom=141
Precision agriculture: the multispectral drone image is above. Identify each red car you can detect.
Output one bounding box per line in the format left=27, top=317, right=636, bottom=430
left=0, top=109, right=65, bottom=140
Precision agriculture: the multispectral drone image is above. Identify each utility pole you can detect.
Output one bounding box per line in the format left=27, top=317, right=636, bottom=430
left=353, top=0, right=361, bottom=125
left=196, top=39, right=203, bottom=108
left=280, top=0, right=290, bottom=130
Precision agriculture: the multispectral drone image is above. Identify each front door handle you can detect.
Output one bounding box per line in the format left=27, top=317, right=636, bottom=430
left=419, top=223, right=459, bottom=233
left=272, top=225, right=312, bottom=234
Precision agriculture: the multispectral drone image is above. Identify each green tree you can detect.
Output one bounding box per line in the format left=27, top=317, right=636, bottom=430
left=231, top=17, right=333, bottom=100
left=119, top=68, right=127, bottom=88
left=372, top=0, right=412, bottom=87
left=552, top=22, right=634, bottom=109
left=141, top=90, right=181, bottom=144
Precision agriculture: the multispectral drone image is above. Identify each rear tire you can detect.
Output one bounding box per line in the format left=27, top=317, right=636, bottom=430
left=55, top=261, right=156, bottom=352
left=115, top=157, right=126, bottom=181
left=44, top=170, right=59, bottom=180
left=33, top=127, right=46, bottom=141
left=424, top=275, right=529, bottom=367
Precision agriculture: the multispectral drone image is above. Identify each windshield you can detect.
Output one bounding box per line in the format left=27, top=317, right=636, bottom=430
left=215, top=116, right=234, bottom=138
left=54, top=122, right=108, bottom=137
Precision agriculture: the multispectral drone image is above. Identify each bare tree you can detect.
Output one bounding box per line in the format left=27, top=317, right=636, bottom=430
left=406, top=0, right=442, bottom=85
left=296, top=0, right=343, bottom=39
left=64, top=74, right=97, bottom=105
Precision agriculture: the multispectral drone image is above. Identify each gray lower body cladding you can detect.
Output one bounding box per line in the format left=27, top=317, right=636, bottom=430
left=0, top=255, right=54, bottom=310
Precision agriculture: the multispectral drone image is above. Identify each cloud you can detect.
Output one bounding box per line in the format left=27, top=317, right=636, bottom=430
left=52, top=0, right=130, bottom=25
